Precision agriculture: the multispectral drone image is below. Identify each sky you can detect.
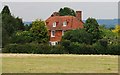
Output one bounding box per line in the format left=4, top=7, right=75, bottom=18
left=1, top=1, right=119, bottom=21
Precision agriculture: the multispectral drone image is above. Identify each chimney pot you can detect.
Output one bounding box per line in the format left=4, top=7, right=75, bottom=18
left=51, top=12, right=59, bottom=17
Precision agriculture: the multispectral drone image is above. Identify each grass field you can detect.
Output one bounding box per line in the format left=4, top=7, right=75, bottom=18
left=1, top=54, right=118, bottom=73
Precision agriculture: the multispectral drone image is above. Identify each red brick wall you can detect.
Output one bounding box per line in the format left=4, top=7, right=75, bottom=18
left=49, top=30, right=62, bottom=42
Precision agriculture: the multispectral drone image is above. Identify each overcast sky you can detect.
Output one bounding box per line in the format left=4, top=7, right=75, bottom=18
left=1, top=2, right=118, bottom=21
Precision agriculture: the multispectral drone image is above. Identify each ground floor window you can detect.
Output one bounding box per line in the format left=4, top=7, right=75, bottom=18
left=50, top=41, right=58, bottom=46
left=51, top=30, right=55, bottom=37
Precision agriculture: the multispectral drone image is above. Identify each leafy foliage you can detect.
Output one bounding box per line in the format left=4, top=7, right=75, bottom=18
left=100, top=26, right=118, bottom=45
left=3, top=44, right=66, bottom=54
left=84, top=18, right=102, bottom=43
left=15, top=17, right=25, bottom=30
left=1, top=5, right=25, bottom=47
left=62, top=29, right=93, bottom=44
left=30, top=19, right=49, bottom=43
left=112, top=25, right=120, bottom=36
left=11, top=19, right=49, bottom=44
left=12, top=31, right=33, bottom=44
left=24, top=24, right=32, bottom=31
left=59, top=7, right=76, bottom=16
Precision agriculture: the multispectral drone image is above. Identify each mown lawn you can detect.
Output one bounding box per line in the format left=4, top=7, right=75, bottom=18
left=2, top=54, right=118, bottom=73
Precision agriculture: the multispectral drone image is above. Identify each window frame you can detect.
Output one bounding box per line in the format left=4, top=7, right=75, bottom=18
left=53, top=22, right=56, bottom=27
left=62, top=30, right=64, bottom=36
left=63, top=21, right=67, bottom=26
left=51, top=30, right=55, bottom=37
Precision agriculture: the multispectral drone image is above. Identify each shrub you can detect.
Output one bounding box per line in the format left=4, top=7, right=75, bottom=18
left=2, top=43, right=66, bottom=54
left=61, top=40, right=71, bottom=53
left=11, top=31, right=34, bottom=44
left=62, top=29, right=93, bottom=44
left=34, top=44, right=51, bottom=54
left=98, top=39, right=108, bottom=47
left=107, top=44, right=120, bottom=55
left=3, top=44, right=36, bottom=53
left=68, top=42, right=94, bottom=54
left=51, top=45, right=66, bottom=54
left=92, top=42, right=120, bottom=55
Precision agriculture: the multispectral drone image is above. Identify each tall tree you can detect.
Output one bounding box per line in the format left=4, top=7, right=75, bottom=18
left=1, top=5, right=25, bottom=47
left=59, top=7, right=76, bottom=16
left=1, top=5, right=11, bottom=15
left=16, top=17, right=25, bottom=30
left=30, top=19, right=49, bottom=43
left=2, top=5, right=24, bottom=36
left=84, top=18, right=102, bottom=43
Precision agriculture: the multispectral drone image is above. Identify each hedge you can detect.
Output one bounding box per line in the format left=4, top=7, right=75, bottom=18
left=2, top=43, right=120, bottom=55
left=2, top=44, right=66, bottom=54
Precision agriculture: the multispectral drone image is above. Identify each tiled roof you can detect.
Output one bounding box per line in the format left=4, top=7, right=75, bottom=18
left=45, top=16, right=84, bottom=30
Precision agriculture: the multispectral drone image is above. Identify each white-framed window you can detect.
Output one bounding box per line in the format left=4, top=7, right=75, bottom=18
left=53, top=22, right=56, bottom=27
left=51, top=42, right=56, bottom=45
left=51, top=30, right=55, bottom=37
left=63, top=21, right=67, bottom=26
left=51, top=42, right=58, bottom=46
left=62, top=30, right=64, bottom=36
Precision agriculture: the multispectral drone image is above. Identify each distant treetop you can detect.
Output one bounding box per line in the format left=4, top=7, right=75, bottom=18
left=58, top=7, right=76, bottom=16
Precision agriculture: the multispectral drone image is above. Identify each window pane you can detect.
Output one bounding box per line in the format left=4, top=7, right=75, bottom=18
left=53, top=22, right=56, bottom=27
left=52, top=31, right=55, bottom=36
left=51, top=30, right=55, bottom=37
left=63, top=21, right=67, bottom=26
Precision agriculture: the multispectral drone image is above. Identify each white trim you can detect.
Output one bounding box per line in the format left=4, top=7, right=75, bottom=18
left=50, top=41, right=58, bottom=46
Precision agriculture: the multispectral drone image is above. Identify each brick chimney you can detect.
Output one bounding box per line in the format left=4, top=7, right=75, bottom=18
left=51, top=12, right=59, bottom=17
left=76, top=11, right=82, bottom=21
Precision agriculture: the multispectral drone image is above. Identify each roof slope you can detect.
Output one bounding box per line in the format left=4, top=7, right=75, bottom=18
left=45, top=16, right=84, bottom=30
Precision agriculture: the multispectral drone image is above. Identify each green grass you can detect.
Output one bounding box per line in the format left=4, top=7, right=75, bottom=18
left=2, top=54, right=118, bottom=73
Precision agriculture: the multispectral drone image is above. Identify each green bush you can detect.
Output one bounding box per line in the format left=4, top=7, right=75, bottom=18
left=11, top=31, right=34, bottom=44
left=107, top=44, right=120, bottom=55
left=98, top=39, right=108, bottom=47
left=51, top=45, right=66, bottom=54
left=68, top=42, right=95, bottom=54
left=62, top=29, right=93, bottom=44
left=33, top=44, right=51, bottom=54
left=2, top=43, right=66, bottom=54
left=92, top=43, right=107, bottom=54
left=61, top=40, right=71, bottom=53
left=3, top=44, right=36, bottom=53
left=92, top=43, right=120, bottom=55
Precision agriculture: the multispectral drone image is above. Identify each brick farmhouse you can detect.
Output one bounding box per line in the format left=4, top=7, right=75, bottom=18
left=45, top=11, right=84, bottom=45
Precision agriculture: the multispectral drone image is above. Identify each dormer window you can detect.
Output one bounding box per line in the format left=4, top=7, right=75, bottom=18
left=63, top=21, right=67, bottom=26
left=53, top=22, right=56, bottom=27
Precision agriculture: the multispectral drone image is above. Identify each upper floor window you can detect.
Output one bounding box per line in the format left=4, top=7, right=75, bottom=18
left=53, top=22, right=56, bottom=27
left=63, top=21, right=67, bottom=26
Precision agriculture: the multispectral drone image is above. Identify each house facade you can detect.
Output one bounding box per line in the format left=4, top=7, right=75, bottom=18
left=45, top=11, right=84, bottom=45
